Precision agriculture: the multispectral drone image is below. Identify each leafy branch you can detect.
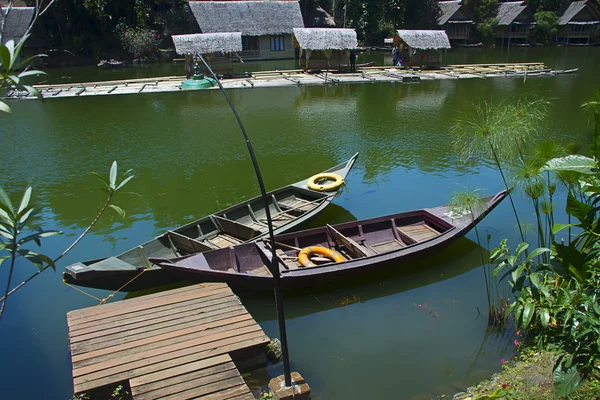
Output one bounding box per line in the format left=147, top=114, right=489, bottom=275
left=0, top=162, right=135, bottom=319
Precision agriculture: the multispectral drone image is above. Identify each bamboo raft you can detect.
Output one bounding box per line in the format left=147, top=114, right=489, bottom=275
left=3, top=62, right=561, bottom=100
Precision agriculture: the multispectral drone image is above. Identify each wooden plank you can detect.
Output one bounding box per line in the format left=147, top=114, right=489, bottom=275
left=69, top=291, right=236, bottom=334
left=73, top=325, right=264, bottom=375
left=225, top=394, right=256, bottom=400
left=71, top=306, right=248, bottom=353
left=70, top=298, right=241, bottom=341
left=67, top=283, right=228, bottom=323
left=68, top=286, right=231, bottom=325
left=72, top=315, right=256, bottom=363
left=134, top=368, right=241, bottom=400
left=73, top=319, right=257, bottom=367
left=158, top=376, right=247, bottom=400
left=74, top=335, right=268, bottom=393
left=67, top=286, right=231, bottom=326
left=130, top=355, right=233, bottom=390
left=192, top=384, right=252, bottom=400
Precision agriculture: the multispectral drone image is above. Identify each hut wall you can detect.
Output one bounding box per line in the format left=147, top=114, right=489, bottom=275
left=239, top=34, right=295, bottom=60
left=443, top=23, right=471, bottom=40
left=299, top=50, right=350, bottom=70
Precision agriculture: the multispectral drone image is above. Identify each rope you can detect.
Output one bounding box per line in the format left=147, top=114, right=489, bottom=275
left=62, top=280, right=103, bottom=302
left=97, top=266, right=151, bottom=306
left=62, top=263, right=154, bottom=305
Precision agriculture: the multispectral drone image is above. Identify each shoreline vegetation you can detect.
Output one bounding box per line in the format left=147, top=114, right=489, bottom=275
left=21, top=0, right=600, bottom=68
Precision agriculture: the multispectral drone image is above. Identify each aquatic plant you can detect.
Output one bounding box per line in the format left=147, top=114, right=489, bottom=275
left=0, top=162, right=135, bottom=321
left=451, top=98, right=550, bottom=242
left=490, top=91, right=600, bottom=397
left=335, top=293, right=361, bottom=307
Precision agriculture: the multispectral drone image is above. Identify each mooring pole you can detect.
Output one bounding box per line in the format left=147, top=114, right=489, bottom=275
left=197, top=54, right=293, bottom=387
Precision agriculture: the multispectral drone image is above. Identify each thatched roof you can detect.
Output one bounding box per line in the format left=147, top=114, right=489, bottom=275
left=494, top=1, right=530, bottom=25
left=293, top=28, right=357, bottom=50
left=189, top=1, right=304, bottom=36
left=172, top=32, right=242, bottom=55
left=438, top=1, right=462, bottom=25
left=395, top=30, right=451, bottom=49
left=559, top=1, right=600, bottom=25
left=0, top=7, right=34, bottom=44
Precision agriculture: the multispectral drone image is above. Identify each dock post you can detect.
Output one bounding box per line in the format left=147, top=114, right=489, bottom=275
left=198, top=54, right=294, bottom=387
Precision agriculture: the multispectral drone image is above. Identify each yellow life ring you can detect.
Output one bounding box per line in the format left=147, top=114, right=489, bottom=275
left=297, top=246, right=345, bottom=268
left=307, top=173, right=344, bottom=192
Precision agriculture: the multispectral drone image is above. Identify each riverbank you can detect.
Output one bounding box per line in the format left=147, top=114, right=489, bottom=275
left=4, top=63, right=554, bottom=100
left=451, top=350, right=600, bottom=399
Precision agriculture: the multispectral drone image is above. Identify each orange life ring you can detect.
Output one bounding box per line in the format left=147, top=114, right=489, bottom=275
left=297, top=246, right=345, bottom=268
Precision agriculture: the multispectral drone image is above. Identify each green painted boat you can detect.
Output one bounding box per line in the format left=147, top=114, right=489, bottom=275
left=63, top=153, right=359, bottom=292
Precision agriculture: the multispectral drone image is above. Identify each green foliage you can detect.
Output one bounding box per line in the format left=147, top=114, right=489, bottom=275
left=531, top=11, right=559, bottom=43
left=116, top=23, right=160, bottom=60
left=0, top=35, right=47, bottom=113
left=490, top=91, right=600, bottom=397
left=0, top=162, right=136, bottom=320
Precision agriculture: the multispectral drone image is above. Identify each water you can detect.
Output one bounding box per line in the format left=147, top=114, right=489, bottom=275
left=1, top=47, right=599, bottom=399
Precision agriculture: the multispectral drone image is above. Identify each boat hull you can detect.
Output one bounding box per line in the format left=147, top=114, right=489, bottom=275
left=153, top=191, right=508, bottom=291
left=62, top=153, right=359, bottom=291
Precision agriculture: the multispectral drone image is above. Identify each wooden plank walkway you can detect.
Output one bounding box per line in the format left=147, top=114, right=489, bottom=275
left=3, top=62, right=553, bottom=100
left=67, top=282, right=269, bottom=399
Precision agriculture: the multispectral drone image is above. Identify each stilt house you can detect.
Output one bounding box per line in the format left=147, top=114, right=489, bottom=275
left=437, top=1, right=474, bottom=43
left=172, top=32, right=242, bottom=75
left=188, top=1, right=304, bottom=61
left=393, top=30, right=451, bottom=69
left=558, top=1, right=600, bottom=44
left=293, top=28, right=358, bottom=70
left=493, top=1, right=534, bottom=46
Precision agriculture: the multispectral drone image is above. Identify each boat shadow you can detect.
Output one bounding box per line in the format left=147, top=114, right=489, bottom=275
left=240, top=236, right=488, bottom=322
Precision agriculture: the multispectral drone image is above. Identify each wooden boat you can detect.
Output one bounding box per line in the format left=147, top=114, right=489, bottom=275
left=62, top=153, right=359, bottom=291
left=150, top=190, right=507, bottom=290
left=98, top=59, right=128, bottom=69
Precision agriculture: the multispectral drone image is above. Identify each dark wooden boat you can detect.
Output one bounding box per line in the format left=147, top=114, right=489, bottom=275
left=150, top=190, right=507, bottom=290
left=62, top=153, right=359, bottom=291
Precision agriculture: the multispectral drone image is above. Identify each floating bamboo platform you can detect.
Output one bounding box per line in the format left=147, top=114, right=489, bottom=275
left=5, top=62, right=551, bottom=100
left=66, top=282, right=268, bottom=399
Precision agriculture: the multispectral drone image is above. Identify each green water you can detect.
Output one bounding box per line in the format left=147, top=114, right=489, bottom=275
left=1, top=47, right=599, bottom=399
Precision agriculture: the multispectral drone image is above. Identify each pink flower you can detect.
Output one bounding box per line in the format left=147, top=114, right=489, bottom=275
left=514, top=340, right=519, bottom=347
left=500, top=359, right=505, bottom=364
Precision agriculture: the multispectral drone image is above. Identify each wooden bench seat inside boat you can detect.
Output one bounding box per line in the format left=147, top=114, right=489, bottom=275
left=167, top=231, right=215, bottom=255
left=326, top=224, right=376, bottom=258
left=368, top=240, right=405, bottom=254
left=396, top=223, right=441, bottom=243
left=278, top=197, right=316, bottom=213
left=207, top=215, right=262, bottom=248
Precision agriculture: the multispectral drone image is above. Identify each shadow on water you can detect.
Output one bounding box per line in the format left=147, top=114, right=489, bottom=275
left=240, top=236, right=486, bottom=322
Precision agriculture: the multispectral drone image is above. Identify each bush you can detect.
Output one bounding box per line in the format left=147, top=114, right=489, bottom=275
left=532, top=11, right=559, bottom=43
left=115, top=24, right=160, bottom=60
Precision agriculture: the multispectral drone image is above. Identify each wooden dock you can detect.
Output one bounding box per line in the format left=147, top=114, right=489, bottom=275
left=4, top=62, right=555, bottom=100
left=67, top=282, right=269, bottom=399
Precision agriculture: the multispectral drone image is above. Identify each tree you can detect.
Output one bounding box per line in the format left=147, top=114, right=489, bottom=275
left=531, top=11, right=559, bottom=43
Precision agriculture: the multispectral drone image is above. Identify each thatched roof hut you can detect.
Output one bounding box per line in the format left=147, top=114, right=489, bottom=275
left=0, top=7, right=34, bottom=44
left=493, top=1, right=530, bottom=25
left=438, top=1, right=463, bottom=25
left=188, top=1, right=304, bottom=36
left=172, top=33, right=242, bottom=55
left=293, top=28, right=358, bottom=50
left=292, top=28, right=358, bottom=70
left=559, top=1, right=600, bottom=25
left=394, top=30, right=451, bottom=49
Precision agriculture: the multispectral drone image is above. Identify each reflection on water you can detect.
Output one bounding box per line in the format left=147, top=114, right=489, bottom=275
left=0, top=47, right=599, bottom=399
